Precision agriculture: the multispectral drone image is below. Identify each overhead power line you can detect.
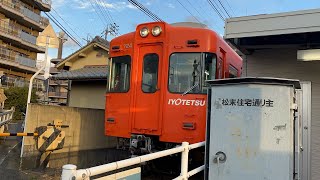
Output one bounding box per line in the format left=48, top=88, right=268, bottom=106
left=177, top=0, right=202, bottom=24
left=95, top=0, right=120, bottom=36
left=216, top=0, right=231, bottom=18
left=41, top=0, right=83, bottom=47
left=207, top=0, right=225, bottom=21
left=210, top=0, right=228, bottom=19
left=96, top=0, right=114, bottom=24
left=48, top=6, right=84, bottom=43
left=224, top=0, right=236, bottom=16
left=44, top=12, right=82, bottom=47
left=186, top=0, right=219, bottom=29
left=90, top=0, right=109, bottom=25
left=88, top=0, right=108, bottom=26
left=127, top=0, right=164, bottom=22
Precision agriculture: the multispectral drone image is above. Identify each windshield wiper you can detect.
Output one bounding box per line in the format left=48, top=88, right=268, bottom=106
left=182, top=83, right=199, bottom=96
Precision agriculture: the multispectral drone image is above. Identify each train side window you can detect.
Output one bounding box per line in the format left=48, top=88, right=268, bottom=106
left=203, top=53, right=216, bottom=81
left=229, top=65, right=238, bottom=78
left=202, top=53, right=216, bottom=93
left=109, top=55, right=131, bottom=92
left=142, top=53, right=159, bottom=93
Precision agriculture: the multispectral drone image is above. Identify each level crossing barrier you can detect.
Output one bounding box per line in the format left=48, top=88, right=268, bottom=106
left=62, top=141, right=205, bottom=180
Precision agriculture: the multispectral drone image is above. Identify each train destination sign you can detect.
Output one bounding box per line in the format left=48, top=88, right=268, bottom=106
left=219, top=98, right=274, bottom=107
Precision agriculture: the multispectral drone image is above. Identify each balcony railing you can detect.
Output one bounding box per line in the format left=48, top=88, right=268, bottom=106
left=0, top=20, right=20, bottom=37
left=0, top=20, right=43, bottom=51
left=48, top=92, right=68, bottom=98
left=40, top=17, right=49, bottom=27
left=20, top=31, right=37, bottom=45
left=21, top=6, right=41, bottom=23
left=0, top=46, right=37, bottom=69
left=38, top=0, right=52, bottom=5
left=16, top=55, right=36, bottom=68
left=0, top=0, right=49, bottom=28
left=0, top=0, right=22, bottom=12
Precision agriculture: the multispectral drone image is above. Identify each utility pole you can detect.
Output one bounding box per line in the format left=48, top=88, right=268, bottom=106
left=102, top=23, right=119, bottom=41
left=57, top=31, right=67, bottom=59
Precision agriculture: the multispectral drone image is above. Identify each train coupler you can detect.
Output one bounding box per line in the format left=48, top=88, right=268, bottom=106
left=130, top=135, right=152, bottom=155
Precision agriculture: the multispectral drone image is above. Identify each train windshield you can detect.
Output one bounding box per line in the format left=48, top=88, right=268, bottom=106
left=109, top=55, right=131, bottom=92
left=169, top=53, right=216, bottom=94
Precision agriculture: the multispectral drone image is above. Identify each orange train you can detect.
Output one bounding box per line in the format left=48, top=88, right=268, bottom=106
left=105, top=22, right=242, bottom=154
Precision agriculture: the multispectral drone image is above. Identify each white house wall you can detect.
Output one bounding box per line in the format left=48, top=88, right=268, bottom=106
left=244, top=48, right=320, bottom=180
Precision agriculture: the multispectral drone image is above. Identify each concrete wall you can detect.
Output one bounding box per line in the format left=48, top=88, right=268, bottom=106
left=21, top=104, right=118, bottom=169
left=244, top=48, right=320, bottom=180
left=69, top=81, right=107, bottom=109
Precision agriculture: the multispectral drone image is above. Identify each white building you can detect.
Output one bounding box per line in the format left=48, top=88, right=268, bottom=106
left=225, top=8, right=320, bottom=180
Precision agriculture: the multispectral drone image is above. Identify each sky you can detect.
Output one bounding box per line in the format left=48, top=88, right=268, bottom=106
left=41, top=0, right=320, bottom=60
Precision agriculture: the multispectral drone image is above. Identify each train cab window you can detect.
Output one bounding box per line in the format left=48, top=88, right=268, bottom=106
left=169, top=53, right=216, bottom=94
left=109, top=55, right=131, bottom=92
left=142, top=53, right=159, bottom=93
left=229, top=65, right=238, bottom=78
left=202, top=53, right=216, bottom=93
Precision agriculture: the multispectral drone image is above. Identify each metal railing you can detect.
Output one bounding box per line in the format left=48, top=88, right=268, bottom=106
left=0, top=20, right=42, bottom=49
left=0, top=0, right=22, bottom=12
left=0, top=19, right=20, bottom=37
left=39, top=0, right=52, bottom=5
left=0, top=46, right=37, bottom=68
left=20, top=31, right=37, bottom=45
left=0, top=0, right=49, bottom=27
left=40, top=17, right=49, bottom=27
left=21, top=6, right=41, bottom=23
left=48, top=92, right=68, bottom=98
left=61, top=141, right=205, bottom=180
left=16, top=55, right=37, bottom=68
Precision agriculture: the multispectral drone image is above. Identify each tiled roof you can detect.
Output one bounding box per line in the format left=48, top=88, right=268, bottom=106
left=52, top=66, right=108, bottom=80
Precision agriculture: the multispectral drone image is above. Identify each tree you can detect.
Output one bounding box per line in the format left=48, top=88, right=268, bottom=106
left=4, top=87, right=38, bottom=121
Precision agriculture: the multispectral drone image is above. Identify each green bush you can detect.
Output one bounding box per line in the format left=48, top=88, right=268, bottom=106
left=4, top=87, right=38, bottom=121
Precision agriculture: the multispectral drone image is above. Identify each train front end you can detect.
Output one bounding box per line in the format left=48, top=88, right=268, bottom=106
left=106, top=22, right=241, bottom=154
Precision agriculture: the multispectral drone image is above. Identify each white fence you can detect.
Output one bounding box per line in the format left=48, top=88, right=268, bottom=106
left=61, top=141, right=205, bottom=180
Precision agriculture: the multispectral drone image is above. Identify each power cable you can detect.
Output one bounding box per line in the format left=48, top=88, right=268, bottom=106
left=88, top=0, right=108, bottom=26
left=44, top=12, right=82, bottom=47
left=211, top=0, right=228, bottom=18
left=47, top=6, right=84, bottom=44
left=92, top=0, right=111, bottom=24
left=42, top=0, right=83, bottom=46
left=177, top=0, right=202, bottom=24
left=96, top=0, right=114, bottom=24
left=207, top=0, right=225, bottom=21
left=127, top=0, right=163, bottom=22
left=216, top=0, right=231, bottom=18
left=224, top=0, right=236, bottom=16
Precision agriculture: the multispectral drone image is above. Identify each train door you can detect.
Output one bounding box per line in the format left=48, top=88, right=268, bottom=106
left=133, top=45, right=162, bottom=134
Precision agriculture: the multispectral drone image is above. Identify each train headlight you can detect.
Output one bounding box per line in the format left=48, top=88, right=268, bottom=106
left=152, top=26, right=162, bottom=36
left=140, top=27, right=149, bottom=37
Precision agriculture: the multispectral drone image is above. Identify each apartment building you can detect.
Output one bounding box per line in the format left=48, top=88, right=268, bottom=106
left=0, top=0, right=51, bottom=88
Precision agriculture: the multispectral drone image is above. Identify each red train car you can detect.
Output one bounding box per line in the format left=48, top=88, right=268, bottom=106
left=105, top=22, right=242, bottom=154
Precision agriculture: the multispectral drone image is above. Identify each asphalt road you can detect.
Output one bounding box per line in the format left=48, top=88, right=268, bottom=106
left=0, top=122, right=60, bottom=180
